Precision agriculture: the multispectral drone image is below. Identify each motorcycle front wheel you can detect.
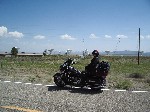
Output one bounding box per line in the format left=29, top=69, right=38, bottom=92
left=54, top=73, right=65, bottom=87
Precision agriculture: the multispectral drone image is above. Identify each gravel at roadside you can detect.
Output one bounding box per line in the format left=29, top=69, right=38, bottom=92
left=0, top=81, right=150, bottom=112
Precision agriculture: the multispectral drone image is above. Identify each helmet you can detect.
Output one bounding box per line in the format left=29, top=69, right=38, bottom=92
left=92, top=50, right=99, bottom=56
left=66, top=58, right=73, bottom=65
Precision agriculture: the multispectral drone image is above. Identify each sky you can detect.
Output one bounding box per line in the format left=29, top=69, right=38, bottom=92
left=0, top=0, right=150, bottom=53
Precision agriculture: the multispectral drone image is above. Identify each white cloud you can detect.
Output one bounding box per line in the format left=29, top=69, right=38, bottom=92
left=116, top=35, right=128, bottom=39
left=105, top=35, right=112, bottom=38
left=146, top=35, right=150, bottom=39
left=0, top=26, right=24, bottom=38
left=0, top=26, right=8, bottom=37
left=89, top=34, right=99, bottom=39
left=140, top=35, right=144, bottom=39
left=60, top=34, right=76, bottom=40
left=33, top=35, right=45, bottom=39
left=8, top=31, right=24, bottom=38
left=136, top=35, right=144, bottom=40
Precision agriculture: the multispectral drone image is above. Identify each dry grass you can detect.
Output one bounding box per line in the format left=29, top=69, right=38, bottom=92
left=0, top=55, right=150, bottom=90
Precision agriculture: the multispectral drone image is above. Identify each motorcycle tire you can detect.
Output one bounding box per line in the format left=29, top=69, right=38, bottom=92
left=74, top=76, right=82, bottom=85
left=91, top=87, right=103, bottom=92
left=54, top=73, right=65, bottom=87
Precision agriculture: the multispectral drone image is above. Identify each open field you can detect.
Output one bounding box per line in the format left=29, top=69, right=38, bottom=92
left=0, top=55, right=150, bottom=91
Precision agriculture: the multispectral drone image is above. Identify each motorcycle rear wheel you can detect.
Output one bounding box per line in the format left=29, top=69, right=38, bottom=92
left=91, top=87, right=103, bottom=92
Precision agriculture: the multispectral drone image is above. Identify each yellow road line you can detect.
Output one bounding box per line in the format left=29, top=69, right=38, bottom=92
left=1, top=106, right=43, bottom=112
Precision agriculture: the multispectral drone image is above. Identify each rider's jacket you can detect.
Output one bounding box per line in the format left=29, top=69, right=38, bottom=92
left=90, top=56, right=99, bottom=68
left=85, top=56, right=100, bottom=75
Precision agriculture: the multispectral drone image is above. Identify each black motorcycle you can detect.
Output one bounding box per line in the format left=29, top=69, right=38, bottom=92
left=53, top=58, right=110, bottom=91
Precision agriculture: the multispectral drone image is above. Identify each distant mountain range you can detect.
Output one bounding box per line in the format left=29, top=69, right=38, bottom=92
left=101, top=51, right=150, bottom=56
left=0, top=50, right=150, bottom=56
left=53, top=50, right=150, bottom=56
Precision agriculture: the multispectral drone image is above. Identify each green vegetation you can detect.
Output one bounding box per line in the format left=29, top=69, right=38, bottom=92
left=0, top=55, right=150, bottom=90
left=128, top=73, right=144, bottom=79
left=115, top=79, right=132, bottom=90
left=11, top=47, right=18, bottom=57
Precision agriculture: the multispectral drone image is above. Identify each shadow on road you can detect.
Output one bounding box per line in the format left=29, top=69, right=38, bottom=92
left=47, top=86, right=103, bottom=94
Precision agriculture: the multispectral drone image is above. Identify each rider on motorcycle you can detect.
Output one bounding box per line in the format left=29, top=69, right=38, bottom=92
left=85, top=50, right=106, bottom=86
left=91, top=50, right=100, bottom=69
left=85, top=50, right=100, bottom=75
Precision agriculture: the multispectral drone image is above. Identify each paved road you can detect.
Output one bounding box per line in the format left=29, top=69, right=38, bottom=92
left=0, top=81, right=150, bottom=112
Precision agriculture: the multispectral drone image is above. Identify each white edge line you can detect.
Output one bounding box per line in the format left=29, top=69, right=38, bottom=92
left=4, top=81, right=11, bottom=82
left=115, top=90, right=127, bottom=92
left=34, top=84, right=42, bottom=86
left=101, top=89, right=110, bottom=91
left=45, top=85, right=55, bottom=87
left=132, top=91, right=148, bottom=93
left=24, top=83, right=32, bottom=85
left=14, top=82, right=22, bottom=84
left=1, top=81, right=149, bottom=92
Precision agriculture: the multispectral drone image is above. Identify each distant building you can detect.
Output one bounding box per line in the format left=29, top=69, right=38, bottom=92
left=112, top=50, right=143, bottom=56
left=0, top=52, right=11, bottom=57
left=17, top=53, right=43, bottom=57
left=0, top=52, right=43, bottom=57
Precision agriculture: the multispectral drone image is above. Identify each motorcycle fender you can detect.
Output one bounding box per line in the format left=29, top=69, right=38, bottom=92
left=53, top=73, right=61, bottom=77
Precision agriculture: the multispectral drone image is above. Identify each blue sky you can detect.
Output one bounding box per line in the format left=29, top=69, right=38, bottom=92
left=0, top=0, right=150, bottom=53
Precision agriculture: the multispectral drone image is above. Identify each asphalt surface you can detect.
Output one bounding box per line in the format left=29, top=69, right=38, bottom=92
left=0, top=81, right=150, bottom=112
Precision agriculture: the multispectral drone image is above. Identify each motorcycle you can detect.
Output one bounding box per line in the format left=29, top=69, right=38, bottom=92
left=53, top=58, right=110, bottom=91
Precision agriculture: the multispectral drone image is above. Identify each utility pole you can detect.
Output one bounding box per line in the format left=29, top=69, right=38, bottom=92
left=138, top=28, right=140, bottom=65
left=82, top=38, right=85, bottom=56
